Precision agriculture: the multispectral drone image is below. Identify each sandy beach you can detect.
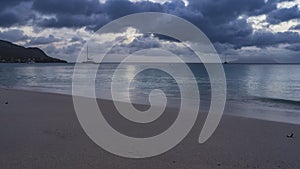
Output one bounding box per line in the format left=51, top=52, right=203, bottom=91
left=0, top=88, right=299, bottom=169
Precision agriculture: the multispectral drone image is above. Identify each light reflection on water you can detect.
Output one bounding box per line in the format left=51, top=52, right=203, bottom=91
left=0, top=63, right=300, bottom=124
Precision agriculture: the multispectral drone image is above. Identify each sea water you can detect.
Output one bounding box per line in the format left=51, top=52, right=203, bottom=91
left=0, top=63, right=299, bottom=124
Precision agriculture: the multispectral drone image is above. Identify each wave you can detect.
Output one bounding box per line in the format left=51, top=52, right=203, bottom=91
left=254, top=96, right=300, bottom=106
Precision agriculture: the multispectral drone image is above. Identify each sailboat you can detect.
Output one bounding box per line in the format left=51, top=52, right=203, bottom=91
left=82, top=45, right=95, bottom=64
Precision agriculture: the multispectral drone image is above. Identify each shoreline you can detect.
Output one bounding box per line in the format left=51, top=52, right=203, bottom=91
left=0, top=88, right=299, bottom=168
left=1, top=86, right=300, bottom=125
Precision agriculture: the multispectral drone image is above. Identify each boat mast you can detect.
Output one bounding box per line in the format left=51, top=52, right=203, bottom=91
left=87, top=45, right=89, bottom=61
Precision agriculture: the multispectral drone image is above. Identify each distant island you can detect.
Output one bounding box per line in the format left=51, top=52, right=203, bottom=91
left=0, top=39, right=66, bottom=63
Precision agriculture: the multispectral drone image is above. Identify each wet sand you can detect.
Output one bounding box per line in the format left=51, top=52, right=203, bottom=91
left=0, top=88, right=299, bottom=169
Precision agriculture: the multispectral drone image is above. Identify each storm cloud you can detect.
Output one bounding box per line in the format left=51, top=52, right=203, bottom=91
left=266, top=5, right=300, bottom=24
left=0, top=0, right=299, bottom=62
left=27, top=34, right=60, bottom=45
left=290, top=24, right=300, bottom=30
left=0, top=29, right=29, bottom=42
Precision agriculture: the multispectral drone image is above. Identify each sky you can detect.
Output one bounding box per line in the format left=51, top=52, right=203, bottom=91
left=0, top=0, right=300, bottom=63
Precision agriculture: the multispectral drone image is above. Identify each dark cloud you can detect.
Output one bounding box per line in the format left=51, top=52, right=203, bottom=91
left=289, top=24, right=300, bottom=30
left=285, top=43, right=300, bottom=51
left=0, top=2, right=35, bottom=27
left=0, top=0, right=299, bottom=62
left=1, top=0, right=296, bottom=48
left=162, top=0, right=264, bottom=45
left=0, top=11, right=20, bottom=27
left=43, top=42, right=83, bottom=59
left=70, top=36, right=83, bottom=43
left=188, top=0, right=265, bottom=23
left=62, top=42, right=82, bottom=55
left=102, top=0, right=163, bottom=20
left=38, top=13, right=109, bottom=29
left=102, top=0, right=140, bottom=20
left=213, top=42, right=237, bottom=56
left=237, top=31, right=300, bottom=48
left=33, top=0, right=109, bottom=31
left=206, top=18, right=253, bottom=45
left=266, top=5, right=300, bottom=24
left=32, top=0, right=102, bottom=15
left=91, top=0, right=262, bottom=46
left=27, top=34, right=60, bottom=45
left=0, top=0, right=30, bottom=11
left=0, top=29, right=29, bottom=42
left=248, top=0, right=280, bottom=16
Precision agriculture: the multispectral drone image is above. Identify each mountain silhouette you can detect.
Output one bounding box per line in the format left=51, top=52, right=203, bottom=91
left=0, top=39, right=66, bottom=63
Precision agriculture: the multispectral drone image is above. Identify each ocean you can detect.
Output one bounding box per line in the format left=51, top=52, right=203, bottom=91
left=0, top=63, right=299, bottom=124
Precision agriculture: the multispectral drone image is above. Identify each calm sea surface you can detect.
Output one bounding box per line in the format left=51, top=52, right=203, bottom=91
left=0, top=63, right=299, bottom=124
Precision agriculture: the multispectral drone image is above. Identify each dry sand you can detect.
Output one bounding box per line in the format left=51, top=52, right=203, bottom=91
left=0, top=88, right=299, bottom=169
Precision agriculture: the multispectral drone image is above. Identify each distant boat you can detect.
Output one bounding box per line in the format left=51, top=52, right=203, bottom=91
left=224, top=55, right=228, bottom=64
left=82, top=45, right=96, bottom=64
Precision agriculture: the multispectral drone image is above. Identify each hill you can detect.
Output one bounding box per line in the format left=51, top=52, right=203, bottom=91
left=0, top=40, right=66, bottom=63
